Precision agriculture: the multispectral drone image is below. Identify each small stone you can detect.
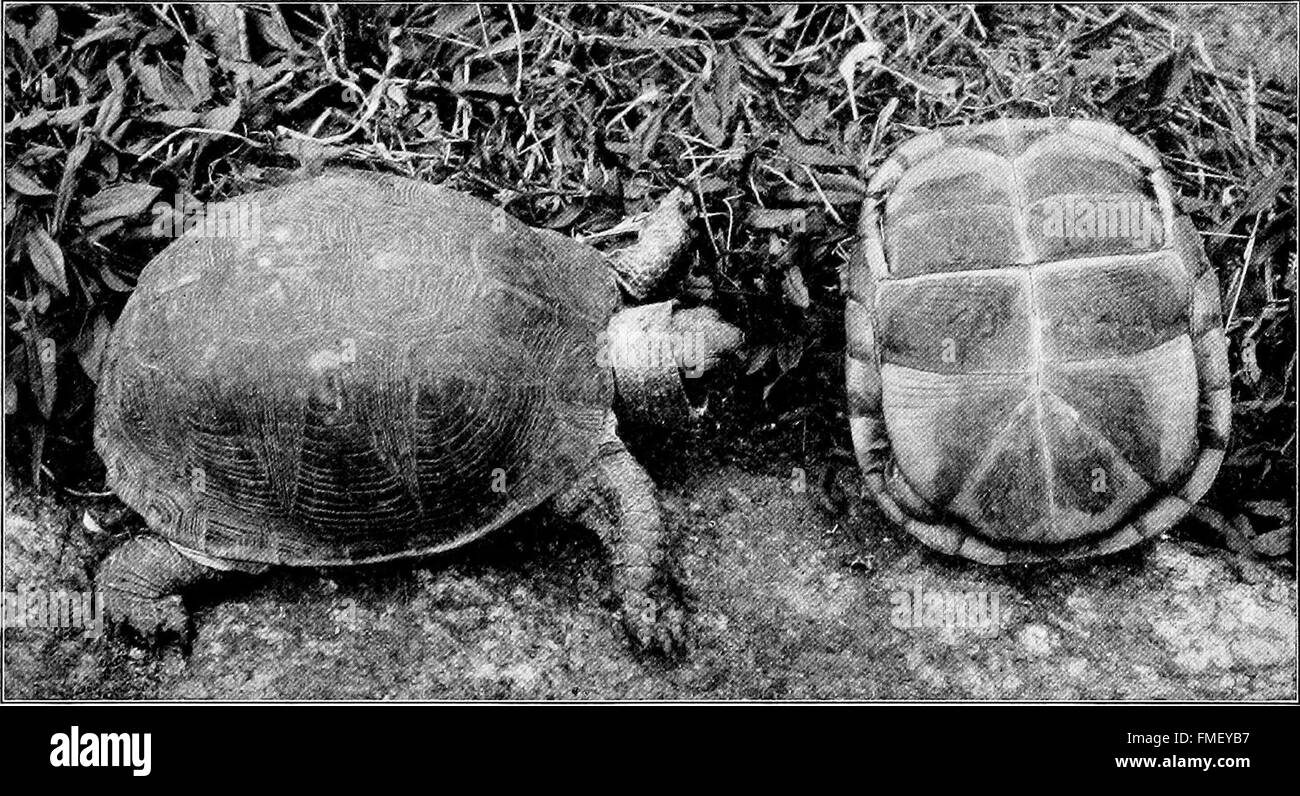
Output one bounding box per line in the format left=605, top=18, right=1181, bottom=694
left=1018, top=623, right=1054, bottom=657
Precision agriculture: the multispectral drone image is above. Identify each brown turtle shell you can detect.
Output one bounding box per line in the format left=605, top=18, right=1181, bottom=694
left=95, top=172, right=617, bottom=567
left=846, top=118, right=1231, bottom=563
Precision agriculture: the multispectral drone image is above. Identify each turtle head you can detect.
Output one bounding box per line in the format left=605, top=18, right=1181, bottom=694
left=600, top=186, right=743, bottom=427
left=605, top=300, right=743, bottom=429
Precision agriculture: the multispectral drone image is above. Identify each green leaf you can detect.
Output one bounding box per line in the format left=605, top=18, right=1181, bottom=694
left=24, top=226, right=68, bottom=295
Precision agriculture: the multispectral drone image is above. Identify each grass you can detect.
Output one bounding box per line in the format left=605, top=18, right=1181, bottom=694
left=3, top=3, right=1295, bottom=559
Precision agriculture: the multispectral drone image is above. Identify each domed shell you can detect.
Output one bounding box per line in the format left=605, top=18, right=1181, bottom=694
left=846, top=118, right=1231, bottom=563
left=95, top=172, right=618, bottom=566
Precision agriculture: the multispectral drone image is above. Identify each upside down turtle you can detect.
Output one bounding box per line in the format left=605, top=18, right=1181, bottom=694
left=846, top=118, right=1230, bottom=563
left=94, top=171, right=741, bottom=651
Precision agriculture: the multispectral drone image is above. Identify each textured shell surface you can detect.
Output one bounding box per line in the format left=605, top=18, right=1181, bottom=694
left=95, top=172, right=617, bottom=566
left=847, top=118, right=1225, bottom=549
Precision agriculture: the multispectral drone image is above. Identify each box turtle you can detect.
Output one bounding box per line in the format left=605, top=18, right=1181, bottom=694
left=846, top=118, right=1230, bottom=563
left=94, top=171, right=741, bottom=651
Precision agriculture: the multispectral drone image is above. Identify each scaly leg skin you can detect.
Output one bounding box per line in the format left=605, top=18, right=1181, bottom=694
left=97, top=536, right=223, bottom=644
left=608, top=187, right=696, bottom=300
left=557, top=415, right=684, bottom=655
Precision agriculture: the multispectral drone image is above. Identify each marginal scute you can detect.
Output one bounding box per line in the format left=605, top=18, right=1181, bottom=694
left=1179, top=448, right=1225, bottom=502
left=1198, top=386, right=1233, bottom=450
left=844, top=298, right=876, bottom=362
left=1191, top=271, right=1225, bottom=335
left=1139, top=495, right=1192, bottom=538
left=907, top=520, right=963, bottom=555
left=956, top=535, right=1009, bottom=565
left=845, top=353, right=881, bottom=416
left=849, top=415, right=889, bottom=473
left=885, top=461, right=940, bottom=522
left=1194, top=326, right=1232, bottom=390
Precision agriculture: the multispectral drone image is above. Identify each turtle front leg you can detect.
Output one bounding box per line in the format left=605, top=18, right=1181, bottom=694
left=608, top=187, right=696, bottom=300
left=97, top=536, right=225, bottom=643
left=556, top=416, right=684, bottom=655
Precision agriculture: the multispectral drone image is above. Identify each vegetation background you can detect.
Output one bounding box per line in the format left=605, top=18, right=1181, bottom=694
left=6, top=3, right=1294, bottom=559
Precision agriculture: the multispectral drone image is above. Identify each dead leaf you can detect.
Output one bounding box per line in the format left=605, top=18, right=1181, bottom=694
left=737, top=37, right=783, bottom=81
left=92, top=87, right=125, bottom=138
left=24, top=332, right=58, bottom=419
left=838, top=40, right=884, bottom=119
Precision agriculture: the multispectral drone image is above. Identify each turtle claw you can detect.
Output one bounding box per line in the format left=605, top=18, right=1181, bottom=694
left=619, top=589, right=687, bottom=657
left=103, top=590, right=191, bottom=646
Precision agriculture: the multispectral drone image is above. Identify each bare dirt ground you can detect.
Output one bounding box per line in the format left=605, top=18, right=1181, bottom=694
left=5, top=442, right=1294, bottom=700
